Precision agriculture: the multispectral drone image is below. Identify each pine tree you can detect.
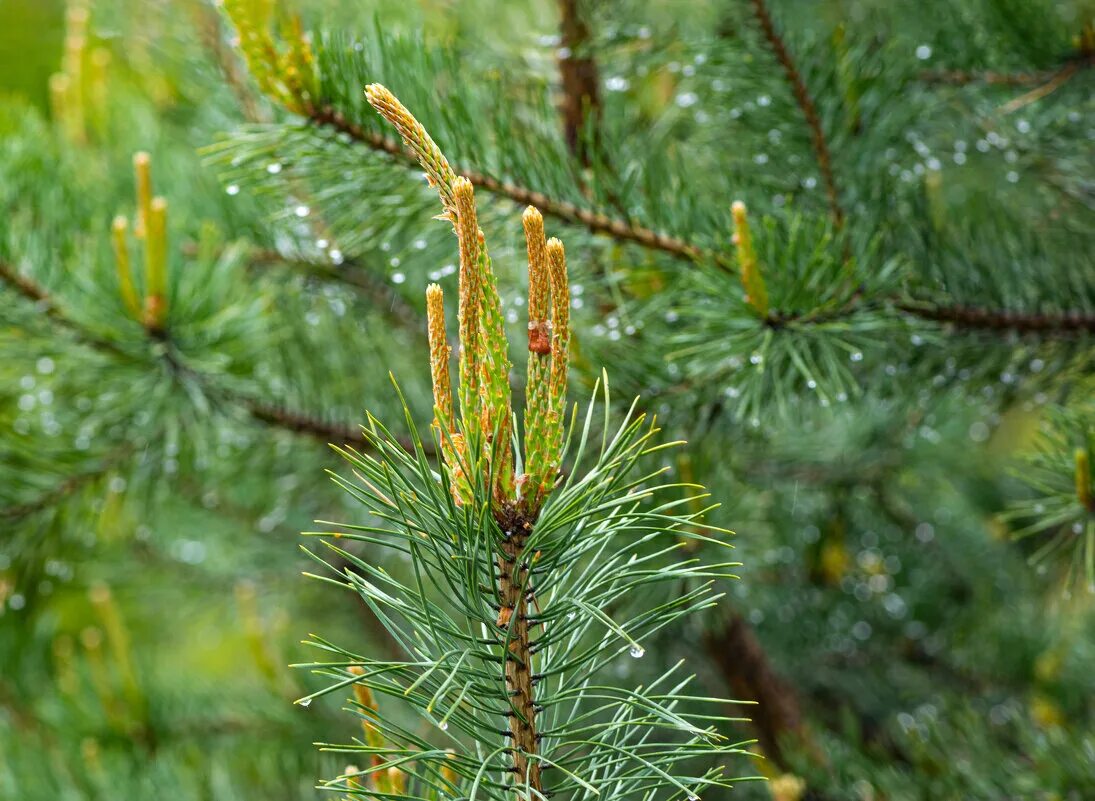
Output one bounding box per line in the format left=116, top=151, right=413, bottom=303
left=2, top=1, right=1094, bottom=800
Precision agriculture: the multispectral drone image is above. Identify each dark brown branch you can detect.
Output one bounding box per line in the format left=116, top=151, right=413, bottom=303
left=704, top=613, right=812, bottom=770
left=748, top=0, right=844, bottom=228
left=556, top=0, right=603, bottom=166
left=246, top=402, right=427, bottom=455
left=896, top=300, right=1095, bottom=334
left=918, top=49, right=1094, bottom=88
left=304, top=104, right=735, bottom=273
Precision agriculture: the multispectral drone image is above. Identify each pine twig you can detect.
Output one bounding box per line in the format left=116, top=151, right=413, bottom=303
left=246, top=402, right=423, bottom=454
left=0, top=259, right=430, bottom=455
left=303, top=103, right=734, bottom=272
left=704, top=613, right=810, bottom=769
left=1, top=449, right=130, bottom=521
left=556, top=0, right=604, bottom=166
left=0, top=260, right=128, bottom=359
left=747, top=0, right=845, bottom=228
left=896, top=300, right=1095, bottom=334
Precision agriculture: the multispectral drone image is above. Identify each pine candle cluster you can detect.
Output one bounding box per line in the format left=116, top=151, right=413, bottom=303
left=366, top=83, right=573, bottom=793
left=111, top=152, right=170, bottom=332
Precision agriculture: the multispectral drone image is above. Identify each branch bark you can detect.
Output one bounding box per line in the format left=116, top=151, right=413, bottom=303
left=748, top=0, right=844, bottom=228
left=556, top=0, right=603, bottom=166
left=704, top=613, right=808, bottom=769
left=304, top=104, right=732, bottom=272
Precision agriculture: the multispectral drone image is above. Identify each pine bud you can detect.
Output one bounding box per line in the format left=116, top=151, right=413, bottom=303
left=453, top=178, right=483, bottom=432
left=89, top=48, right=111, bottom=132
left=441, top=748, right=458, bottom=787
left=143, top=196, right=168, bottom=330
left=523, top=207, right=551, bottom=349
left=1076, top=448, right=1092, bottom=511
left=365, top=83, right=458, bottom=212
left=426, top=283, right=453, bottom=429
left=111, top=216, right=140, bottom=317
left=133, top=152, right=152, bottom=239
left=546, top=238, right=570, bottom=417
left=731, top=201, right=770, bottom=318
left=523, top=207, right=554, bottom=505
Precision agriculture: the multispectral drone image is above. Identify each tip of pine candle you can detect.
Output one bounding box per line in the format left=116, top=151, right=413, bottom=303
left=731, top=200, right=747, bottom=217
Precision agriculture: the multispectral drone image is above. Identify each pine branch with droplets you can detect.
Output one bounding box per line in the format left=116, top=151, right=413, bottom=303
left=298, top=85, right=751, bottom=801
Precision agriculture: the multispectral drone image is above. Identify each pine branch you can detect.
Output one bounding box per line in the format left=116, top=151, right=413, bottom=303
left=0, top=448, right=129, bottom=521
left=896, top=300, right=1095, bottom=334
left=917, top=45, right=1094, bottom=87
left=556, top=0, right=603, bottom=166
left=247, top=401, right=421, bottom=454
left=191, top=0, right=266, bottom=123
left=0, top=259, right=128, bottom=360
left=0, top=259, right=429, bottom=455
left=301, top=103, right=733, bottom=271
left=704, top=613, right=810, bottom=770
left=747, top=0, right=844, bottom=228
left=243, top=248, right=422, bottom=332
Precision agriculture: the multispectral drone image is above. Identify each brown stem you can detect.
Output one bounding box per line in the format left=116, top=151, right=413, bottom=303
left=246, top=402, right=428, bottom=454
left=704, top=613, right=808, bottom=769
left=918, top=50, right=1094, bottom=88
left=191, top=1, right=266, bottom=123
left=495, top=510, right=540, bottom=796
left=556, top=0, right=603, bottom=166
left=304, top=104, right=733, bottom=273
left=748, top=0, right=844, bottom=228
left=896, top=300, right=1095, bottom=334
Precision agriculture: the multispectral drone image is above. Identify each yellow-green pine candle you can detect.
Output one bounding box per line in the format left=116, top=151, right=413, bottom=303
left=49, top=73, right=73, bottom=140
left=110, top=216, right=140, bottom=317
left=545, top=238, right=570, bottom=479
left=88, top=48, right=111, bottom=134
left=143, top=197, right=168, bottom=329
left=426, top=283, right=454, bottom=429
left=88, top=583, right=143, bottom=717
left=365, top=84, right=458, bottom=212
left=523, top=207, right=553, bottom=502
left=1077, top=449, right=1092, bottom=511
left=731, top=200, right=770, bottom=318
left=453, top=179, right=484, bottom=438
left=133, top=152, right=152, bottom=239
left=347, top=666, right=390, bottom=793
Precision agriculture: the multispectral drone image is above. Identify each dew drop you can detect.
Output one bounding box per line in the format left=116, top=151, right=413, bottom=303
left=629, top=645, right=645, bottom=659
left=850, top=351, right=863, bottom=362
left=266, top=162, right=283, bottom=175
left=298, top=697, right=312, bottom=707
left=438, top=720, right=449, bottom=731
left=225, top=184, right=240, bottom=196
left=294, top=204, right=310, bottom=218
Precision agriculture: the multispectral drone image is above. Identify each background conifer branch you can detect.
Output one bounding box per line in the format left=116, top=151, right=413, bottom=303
left=747, top=0, right=844, bottom=228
